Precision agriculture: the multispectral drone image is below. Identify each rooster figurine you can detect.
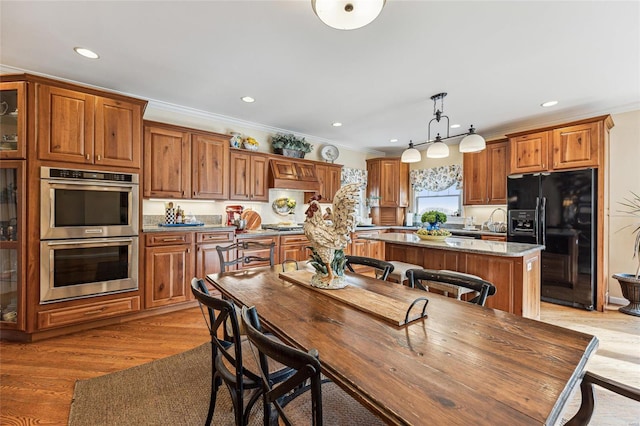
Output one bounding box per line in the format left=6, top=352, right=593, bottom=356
left=304, top=183, right=362, bottom=288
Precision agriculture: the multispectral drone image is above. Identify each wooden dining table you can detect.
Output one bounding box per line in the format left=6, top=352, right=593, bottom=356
left=206, top=264, right=599, bottom=425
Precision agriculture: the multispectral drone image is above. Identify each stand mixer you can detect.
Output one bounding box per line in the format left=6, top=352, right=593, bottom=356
left=225, top=205, right=244, bottom=226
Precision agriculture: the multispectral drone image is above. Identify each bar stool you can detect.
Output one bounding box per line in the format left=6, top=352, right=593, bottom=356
left=422, top=271, right=478, bottom=300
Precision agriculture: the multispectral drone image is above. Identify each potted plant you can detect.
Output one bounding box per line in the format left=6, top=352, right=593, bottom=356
left=421, top=210, right=448, bottom=230
left=271, top=133, right=313, bottom=158
left=612, top=191, right=640, bottom=316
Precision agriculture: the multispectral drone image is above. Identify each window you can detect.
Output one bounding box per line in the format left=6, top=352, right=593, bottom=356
left=415, top=184, right=461, bottom=217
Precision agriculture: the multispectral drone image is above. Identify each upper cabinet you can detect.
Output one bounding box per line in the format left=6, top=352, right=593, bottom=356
left=366, top=158, right=409, bottom=207
left=229, top=150, right=269, bottom=201
left=143, top=121, right=230, bottom=200
left=0, top=82, right=26, bottom=159
left=305, top=163, right=342, bottom=203
left=463, top=139, right=507, bottom=205
left=37, top=84, right=145, bottom=168
left=507, top=116, right=613, bottom=174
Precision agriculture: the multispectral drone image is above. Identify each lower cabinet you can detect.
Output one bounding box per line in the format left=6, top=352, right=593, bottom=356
left=351, top=230, right=384, bottom=259
left=144, top=232, right=194, bottom=308
left=195, top=231, right=235, bottom=294
left=37, top=296, right=140, bottom=330
left=280, top=234, right=311, bottom=263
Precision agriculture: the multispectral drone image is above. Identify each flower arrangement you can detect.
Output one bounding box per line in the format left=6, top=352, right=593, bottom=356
left=421, top=210, right=448, bottom=225
left=271, top=133, right=313, bottom=154
left=243, top=136, right=259, bottom=151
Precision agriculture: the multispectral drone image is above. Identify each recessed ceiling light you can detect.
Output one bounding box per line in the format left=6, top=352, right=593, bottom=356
left=541, top=100, right=558, bottom=108
left=332, top=122, right=342, bottom=127
left=390, top=138, right=398, bottom=143
left=74, top=47, right=99, bottom=59
left=450, top=124, right=461, bottom=129
left=241, top=96, right=255, bottom=103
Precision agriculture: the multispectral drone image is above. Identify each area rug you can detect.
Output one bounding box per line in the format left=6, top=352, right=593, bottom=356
left=68, top=343, right=263, bottom=425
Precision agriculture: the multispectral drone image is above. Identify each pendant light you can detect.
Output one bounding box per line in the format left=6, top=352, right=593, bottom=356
left=312, top=0, right=386, bottom=30
left=401, top=92, right=486, bottom=163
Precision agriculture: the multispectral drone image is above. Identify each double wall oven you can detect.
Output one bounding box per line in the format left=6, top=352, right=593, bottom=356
left=40, top=167, right=139, bottom=303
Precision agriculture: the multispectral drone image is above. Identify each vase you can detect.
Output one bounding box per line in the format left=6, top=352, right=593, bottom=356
left=274, top=148, right=305, bottom=158
left=425, top=222, right=440, bottom=231
left=612, top=273, right=640, bottom=316
left=229, top=132, right=242, bottom=148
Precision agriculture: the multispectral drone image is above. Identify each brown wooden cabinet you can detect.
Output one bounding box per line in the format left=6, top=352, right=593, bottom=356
left=195, top=231, right=235, bottom=278
left=0, top=160, right=26, bottom=331
left=366, top=158, right=409, bottom=225
left=0, top=81, right=26, bottom=159
left=37, top=84, right=143, bottom=168
left=463, top=139, right=507, bottom=205
left=191, top=133, right=230, bottom=199
left=269, top=157, right=319, bottom=192
left=229, top=150, right=269, bottom=201
left=144, top=124, right=190, bottom=198
left=143, top=121, right=230, bottom=200
left=279, top=234, right=311, bottom=263
left=351, top=230, right=384, bottom=260
left=305, top=163, right=342, bottom=203
left=144, top=232, right=194, bottom=308
left=508, top=116, right=612, bottom=174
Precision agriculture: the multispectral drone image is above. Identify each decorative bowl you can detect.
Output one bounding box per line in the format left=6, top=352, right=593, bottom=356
left=243, top=141, right=259, bottom=151
left=415, top=232, right=450, bottom=241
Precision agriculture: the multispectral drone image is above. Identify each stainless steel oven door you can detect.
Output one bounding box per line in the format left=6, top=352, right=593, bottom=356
left=41, top=179, right=139, bottom=239
left=40, top=237, right=138, bottom=303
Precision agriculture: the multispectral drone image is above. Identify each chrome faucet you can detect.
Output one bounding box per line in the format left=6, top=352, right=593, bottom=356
left=486, top=208, right=507, bottom=232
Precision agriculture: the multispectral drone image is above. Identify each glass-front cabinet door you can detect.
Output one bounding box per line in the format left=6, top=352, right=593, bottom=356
left=0, top=161, right=25, bottom=330
left=0, top=81, right=26, bottom=159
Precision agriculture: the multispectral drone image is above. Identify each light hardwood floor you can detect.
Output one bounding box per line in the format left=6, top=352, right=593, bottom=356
left=0, top=302, right=638, bottom=425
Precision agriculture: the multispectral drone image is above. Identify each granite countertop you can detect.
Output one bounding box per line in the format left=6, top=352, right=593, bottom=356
left=142, top=224, right=235, bottom=233
left=361, top=232, right=544, bottom=257
left=390, top=226, right=507, bottom=238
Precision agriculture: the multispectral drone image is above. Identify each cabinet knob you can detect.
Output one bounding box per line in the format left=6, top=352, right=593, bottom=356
left=97, top=155, right=101, bottom=161
left=86, top=154, right=90, bottom=160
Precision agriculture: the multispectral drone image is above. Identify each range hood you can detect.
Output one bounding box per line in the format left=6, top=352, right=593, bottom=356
left=268, top=158, right=320, bottom=191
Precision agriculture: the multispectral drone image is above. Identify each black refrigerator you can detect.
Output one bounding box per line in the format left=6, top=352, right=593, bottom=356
left=507, top=169, right=596, bottom=310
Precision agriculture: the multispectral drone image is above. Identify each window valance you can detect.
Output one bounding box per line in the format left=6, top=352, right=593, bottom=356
left=410, top=165, right=462, bottom=192
left=341, top=167, right=367, bottom=186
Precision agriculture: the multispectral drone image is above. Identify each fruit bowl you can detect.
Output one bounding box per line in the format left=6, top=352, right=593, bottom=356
left=415, top=233, right=449, bottom=241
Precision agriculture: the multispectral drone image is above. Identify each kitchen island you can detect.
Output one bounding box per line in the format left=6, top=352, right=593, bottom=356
left=362, top=233, right=545, bottom=319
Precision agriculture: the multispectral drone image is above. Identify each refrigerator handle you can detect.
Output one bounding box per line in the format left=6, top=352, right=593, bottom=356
left=535, top=197, right=540, bottom=244
left=540, top=197, right=547, bottom=246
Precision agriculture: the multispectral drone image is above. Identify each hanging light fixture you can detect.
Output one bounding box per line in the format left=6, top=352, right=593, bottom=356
left=311, top=0, right=386, bottom=30
left=401, top=92, right=486, bottom=163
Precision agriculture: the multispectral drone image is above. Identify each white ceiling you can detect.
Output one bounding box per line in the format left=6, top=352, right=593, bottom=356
left=1, top=1, right=638, bottom=155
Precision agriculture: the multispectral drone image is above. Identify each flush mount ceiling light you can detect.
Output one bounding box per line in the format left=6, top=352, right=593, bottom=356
left=73, top=47, right=99, bottom=59
left=401, top=92, right=486, bottom=163
left=241, top=96, right=255, bottom=103
left=541, top=100, right=558, bottom=107
left=311, top=0, right=386, bottom=30
left=332, top=122, right=343, bottom=127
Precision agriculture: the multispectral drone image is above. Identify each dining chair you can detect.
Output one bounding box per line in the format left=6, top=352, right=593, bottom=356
left=406, top=269, right=497, bottom=306
left=565, top=370, right=640, bottom=425
left=190, top=278, right=293, bottom=426
left=345, top=255, right=394, bottom=281
left=240, top=305, right=386, bottom=426
left=216, top=241, right=276, bottom=272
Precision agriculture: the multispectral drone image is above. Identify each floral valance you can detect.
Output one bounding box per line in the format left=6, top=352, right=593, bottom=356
left=410, top=165, right=463, bottom=192
left=341, top=167, right=367, bottom=186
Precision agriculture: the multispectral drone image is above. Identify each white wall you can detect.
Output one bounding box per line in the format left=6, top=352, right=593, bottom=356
left=607, top=110, right=640, bottom=299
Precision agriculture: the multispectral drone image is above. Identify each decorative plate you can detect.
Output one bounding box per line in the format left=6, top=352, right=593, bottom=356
left=320, top=145, right=339, bottom=162
left=415, top=233, right=450, bottom=241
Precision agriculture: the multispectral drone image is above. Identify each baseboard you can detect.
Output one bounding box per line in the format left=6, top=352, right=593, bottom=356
left=607, top=295, right=628, bottom=306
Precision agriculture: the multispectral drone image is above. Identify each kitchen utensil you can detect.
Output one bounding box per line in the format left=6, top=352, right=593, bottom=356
left=225, top=205, right=244, bottom=226
left=241, top=210, right=262, bottom=230
left=233, top=219, right=246, bottom=230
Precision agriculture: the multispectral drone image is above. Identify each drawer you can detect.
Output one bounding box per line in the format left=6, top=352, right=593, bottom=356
left=197, top=231, right=235, bottom=243
left=37, top=296, right=140, bottom=330
left=280, top=234, right=309, bottom=245
left=145, top=232, right=193, bottom=246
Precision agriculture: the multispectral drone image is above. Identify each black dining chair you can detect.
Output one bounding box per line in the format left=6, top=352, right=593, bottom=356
left=406, top=269, right=497, bottom=306
left=345, top=255, right=394, bottom=281
left=190, top=278, right=293, bottom=426
left=240, top=305, right=386, bottom=426
left=216, top=241, right=276, bottom=272
left=565, top=370, right=640, bottom=425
